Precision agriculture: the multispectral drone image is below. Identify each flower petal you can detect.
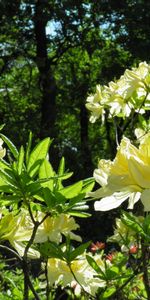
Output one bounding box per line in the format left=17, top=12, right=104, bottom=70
left=141, top=189, right=150, bottom=211
left=127, top=192, right=141, bottom=209
left=94, top=191, right=130, bottom=211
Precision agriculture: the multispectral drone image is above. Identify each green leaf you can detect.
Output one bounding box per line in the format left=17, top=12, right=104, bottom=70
left=0, top=167, right=17, bottom=188
left=26, top=181, right=42, bottom=196
left=39, top=242, right=65, bottom=260
left=0, top=194, right=20, bottom=202
left=56, top=157, right=67, bottom=189
left=0, top=134, right=18, bottom=159
left=0, top=124, right=5, bottom=131
left=143, top=214, right=150, bottom=239
left=56, top=172, right=73, bottom=181
left=60, top=181, right=83, bottom=199
left=105, top=266, right=119, bottom=280
left=69, top=241, right=91, bottom=262
left=72, top=203, right=89, bottom=210
left=82, top=177, right=95, bottom=193
left=25, top=131, right=32, bottom=165
left=39, top=159, right=54, bottom=191
left=0, top=159, right=11, bottom=170
left=68, top=211, right=91, bottom=218
left=121, top=211, right=145, bottom=236
left=86, top=255, right=106, bottom=278
left=66, top=193, right=85, bottom=210
left=37, top=173, right=73, bottom=184
left=42, top=188, right=56, bottom=208
left=0, top=181, right=18, bottom=193
left=27, top=138, right=52, bottom=177
left=138, top=114, right=147, bottom=129
left=17, top=146, right=25, bottom=175
left=0, top=160, right=17, bottom=191
left=101, top=287, right=116, bottom=299
left=58, top=157, right=65, bottom=176
left=43, top=189, right=66, bottom=209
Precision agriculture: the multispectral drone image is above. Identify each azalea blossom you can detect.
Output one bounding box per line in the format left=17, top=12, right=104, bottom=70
left=107, top=216, right=143, bottom=251
left=0, top=210, right=39, bottom=258
left=0, top=209, right=81, bottom=258
left=89, top=131, right=150, bottom=211
left=35, top=213, right=82, bottom=244
left=47, top=252, right=106, bottom=296
left=86, top=62, right=150, bottom=121
left=85, top=85, right=105, bottom=123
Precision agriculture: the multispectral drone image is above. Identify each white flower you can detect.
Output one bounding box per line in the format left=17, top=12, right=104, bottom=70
left=47, top=252, right=106, bottom=296
left=35, top=213, right=82, bottom=244
left=90, top=132, right=150, bottom=211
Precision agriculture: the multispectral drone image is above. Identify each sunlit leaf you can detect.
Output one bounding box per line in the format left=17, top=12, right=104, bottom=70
left=17, top=146, right=25, bottom=175
left=25, top=131, right=32, bottom=165
left=69, top=241, right=91, bottom=261
left=101, top=287, right=116, bottom=299
left=60, top=181, right=83, bottom=199
left=39, top=242, right=65, bottom=260
left=86, top=255, right=106, bottom=278
left=27, top=138, right=52, bottom=177
left=0, top=134, right=18, bottom=159
left=39, top=159, right=54, bottom=191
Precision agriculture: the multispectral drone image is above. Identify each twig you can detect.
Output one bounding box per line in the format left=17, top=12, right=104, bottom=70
left=0, top=244, right=22, bottom=262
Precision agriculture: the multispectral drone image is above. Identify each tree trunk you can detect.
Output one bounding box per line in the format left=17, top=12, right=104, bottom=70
left=80, top=103, right=93, bottom=178
left=34, top=0, right=57, bottom=140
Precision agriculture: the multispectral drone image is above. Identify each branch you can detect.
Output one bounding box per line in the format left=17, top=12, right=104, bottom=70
left=0, top=244, right=22, bottom=262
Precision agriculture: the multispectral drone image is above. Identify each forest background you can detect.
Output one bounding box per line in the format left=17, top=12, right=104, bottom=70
left=0, top=0, right=150, bottom=241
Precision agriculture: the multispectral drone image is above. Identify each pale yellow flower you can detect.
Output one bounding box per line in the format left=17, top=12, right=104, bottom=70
left=0, top=210, right=40, bottom=258
left=125, top=62, right=150, bottom=88
left=86, top=61, right=150, bottom=121
left=85, top=85, right=105, bottom=122
left=104, top=78, right=133, bottom=117
left=47, top=252, right=105, bottom=296
left=35, top=213, right=82, bottom=244
left=90, top=132, right=150, bottom=211
left=107, top=216, right=144, bottom=246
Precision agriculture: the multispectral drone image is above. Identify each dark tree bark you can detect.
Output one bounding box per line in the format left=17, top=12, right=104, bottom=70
left=80, top=103, right=93, bottom=178
left=34, top=0, right=57, bottom=140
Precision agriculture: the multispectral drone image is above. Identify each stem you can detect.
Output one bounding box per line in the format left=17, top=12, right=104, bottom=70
left=112, top=273, right=135, bottom=297
left=0, top=245, right=40, bottom=300
left=22, top=260, right=29, bottom=300
left=24, top=206, right=50, bottom=259
left=23, top=205, right=50, bottom=300
left=0, top=244, right=22, bottom=262
left=22, top=221, right=38, bottom=300
left=22, top=258, right=41, bottom=300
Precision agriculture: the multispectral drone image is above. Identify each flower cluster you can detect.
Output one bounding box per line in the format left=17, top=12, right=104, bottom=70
left=47, top=252, right=106, bottom=296
left=0, top=209, right=81, bottom=258
left=89, top=130, right=150, bottom=211
left=86, top=62, right=150, bottom=121
left=107, top=215, right=143, bottom=253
